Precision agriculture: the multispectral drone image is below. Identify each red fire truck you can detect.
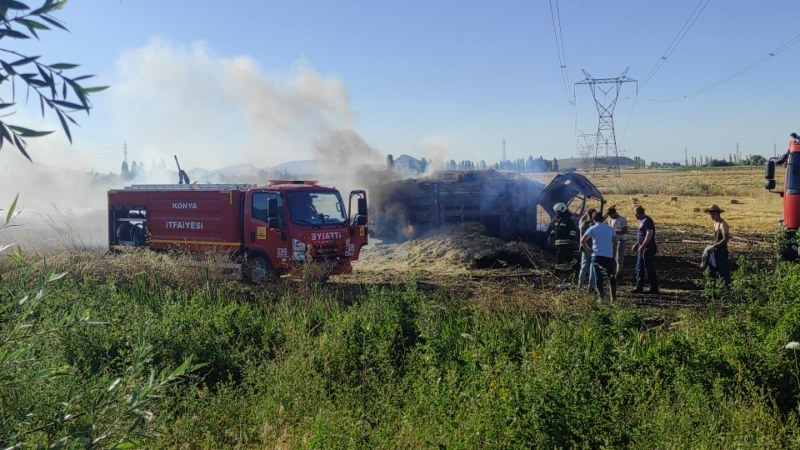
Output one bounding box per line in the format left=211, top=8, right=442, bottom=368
left=765, top=132, right=800, bottom=260
left=108, top=180, right=368, bottom=279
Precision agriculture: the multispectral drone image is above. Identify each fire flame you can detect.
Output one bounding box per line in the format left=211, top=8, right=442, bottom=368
left=405, top=223, right=415, bottom=238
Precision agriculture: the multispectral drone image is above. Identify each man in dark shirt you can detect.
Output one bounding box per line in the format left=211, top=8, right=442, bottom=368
left=631, top=205, right=659, bottom=294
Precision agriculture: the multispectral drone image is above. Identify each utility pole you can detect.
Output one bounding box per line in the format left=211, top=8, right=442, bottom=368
left=577, top=132, right=596, bottom=170
left=575, top=68, right=637, bottom=176
left=502, top=138, right=506, bottom=165
left=684, top=147, right=688, bottom=167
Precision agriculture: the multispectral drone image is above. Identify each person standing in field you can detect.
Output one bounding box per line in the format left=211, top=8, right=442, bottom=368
left=703, top=204, right=731, bottom=287
left=577, top=208, right=597, bottom=289
left=606, top=207, right=628, bottom=279
left=581, top=211, right=618, bottom=301
left=631, top=205, right=659, bottom=294
left=549, top=202, right=578, bottom=272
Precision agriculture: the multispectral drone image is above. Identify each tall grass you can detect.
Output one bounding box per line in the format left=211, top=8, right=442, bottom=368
left=4, top=253, right=800, bottom=447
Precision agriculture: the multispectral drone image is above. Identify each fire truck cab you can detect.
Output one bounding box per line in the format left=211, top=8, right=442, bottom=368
left=108, top=180, right=368, bottom=279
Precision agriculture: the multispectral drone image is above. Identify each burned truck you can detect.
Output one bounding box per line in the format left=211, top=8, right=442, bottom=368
left=369, top=169, right=604, bottom=243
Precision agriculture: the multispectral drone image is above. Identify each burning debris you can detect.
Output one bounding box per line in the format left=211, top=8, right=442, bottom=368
left=368, top=169, right=604, bottom=244
left=369, top=169, right=543, bottom=242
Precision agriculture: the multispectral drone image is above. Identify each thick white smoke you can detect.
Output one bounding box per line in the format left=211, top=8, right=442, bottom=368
left=0, top=38, right=389, bottom=251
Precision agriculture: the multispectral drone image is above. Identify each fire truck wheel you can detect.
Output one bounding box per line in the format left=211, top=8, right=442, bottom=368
left=246, top=254, right=274, bottom=284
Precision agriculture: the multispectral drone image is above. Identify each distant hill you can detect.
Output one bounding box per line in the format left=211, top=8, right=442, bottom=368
left=272, top=160, right=321, bottom=175
left=213, top=163, right=260, bottom=178
left=558, top=156, right=635, bottom=170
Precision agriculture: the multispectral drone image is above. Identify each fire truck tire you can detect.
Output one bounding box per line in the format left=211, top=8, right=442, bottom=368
left=246, top=254, right=274, bottom=284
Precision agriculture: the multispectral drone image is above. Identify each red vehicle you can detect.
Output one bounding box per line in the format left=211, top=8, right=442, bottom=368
left=108, top=180, right=368, bottom=279
left=765, top=132, right=800, bottom=260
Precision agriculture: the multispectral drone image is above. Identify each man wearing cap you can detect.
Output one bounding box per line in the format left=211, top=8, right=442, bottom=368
left=549, top=202, right=578, bottom=271
left=704, top=204, right=731, bottom=287
left=606, top=206, right=628, bottom=279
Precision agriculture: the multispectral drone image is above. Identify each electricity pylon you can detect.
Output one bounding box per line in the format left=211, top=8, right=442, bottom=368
left=575, top=68, right=637, bottom=176
left=576, top=132, right=596, bottom=170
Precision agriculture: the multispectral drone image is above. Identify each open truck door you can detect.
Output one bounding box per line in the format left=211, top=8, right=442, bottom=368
left=534, top=172, right=605, bottom=247
left=348, top=190, right=368, bottom=259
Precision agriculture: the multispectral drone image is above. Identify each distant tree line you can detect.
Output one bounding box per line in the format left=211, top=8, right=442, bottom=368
left=687, top=154, right=766, bottom=168
left=494, top=156, right=559, bottom=173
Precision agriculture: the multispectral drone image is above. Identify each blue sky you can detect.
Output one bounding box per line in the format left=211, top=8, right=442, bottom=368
left=3, top=0, right=799, bottom=173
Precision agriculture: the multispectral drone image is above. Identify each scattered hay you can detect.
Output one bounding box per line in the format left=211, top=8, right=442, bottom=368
left=355, top=222, right=545, bottom=275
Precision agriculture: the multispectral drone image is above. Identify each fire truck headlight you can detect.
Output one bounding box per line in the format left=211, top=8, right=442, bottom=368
left=292, top=238, right=306, bottom=260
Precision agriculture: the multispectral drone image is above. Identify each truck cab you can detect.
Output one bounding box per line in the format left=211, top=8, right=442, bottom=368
left=243, top=180, right=368, bottom=277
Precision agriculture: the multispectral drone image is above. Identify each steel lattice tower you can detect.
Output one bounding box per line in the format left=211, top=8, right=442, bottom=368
left=575, top=68, right=637, bottom=176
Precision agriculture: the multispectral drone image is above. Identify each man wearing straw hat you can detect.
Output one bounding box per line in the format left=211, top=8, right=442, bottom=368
left=703, top=204, right=731, bottom=287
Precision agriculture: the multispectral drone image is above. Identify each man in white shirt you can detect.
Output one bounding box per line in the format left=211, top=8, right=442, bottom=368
left=606, top=207, right=628, bottom=280
left=581, top=211, right=618, bottom=301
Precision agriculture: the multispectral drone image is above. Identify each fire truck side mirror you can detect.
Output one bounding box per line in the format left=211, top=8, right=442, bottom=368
left=765, top=160, right=776, bottom=191
left=354, top=215, right=367, bottom=226
left=267, top=198, right=279, bottom=219
left=357, top=198, right=367, bottom=216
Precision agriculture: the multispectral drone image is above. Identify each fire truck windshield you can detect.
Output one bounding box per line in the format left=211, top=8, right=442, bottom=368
left=287, top=191, right=346, bottom=226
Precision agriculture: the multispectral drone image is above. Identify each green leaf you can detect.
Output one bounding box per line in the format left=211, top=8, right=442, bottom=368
left=1, top=61, right=17, bottom=76
left=12, top=133, right=28, bottom=158
left=6, top=192, right=18, bottom=223
left=48, top=271, right=67, bottom=282
left=0, top=28, right=30, bottom=39
left=15, top=18, right=49, bottom=31
left=7, top=346, right=29, bottom=361
left=39, top=14, right=68, bottom=32
left=33, top=368, right=59, bottom=378
left=8, top=125, right=53, bottom=137
left=10, top=55, right=40, bottom=66
left=83, top=85, right=109, bottom=94
left=55, top=109, right=72, bottom=143
left=49, top=63, right=78, bottom=70
left=0, top=0, right=30, bottom=10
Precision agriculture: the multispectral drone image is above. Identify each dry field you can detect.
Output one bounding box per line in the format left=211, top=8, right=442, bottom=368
left=528, top=167, right=783, bottom=231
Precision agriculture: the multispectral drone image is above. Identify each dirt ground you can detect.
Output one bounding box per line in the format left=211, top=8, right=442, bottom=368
left=335, top=223, right=773, bottom=310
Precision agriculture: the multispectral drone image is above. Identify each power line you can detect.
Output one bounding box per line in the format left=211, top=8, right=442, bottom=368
left=549, top=0, right=574, bottom=105
left=639, top=0, right=711, bottom=90
left=649, top=30, right=800, bottom=102
left=575, top=68, right=638, bottom=176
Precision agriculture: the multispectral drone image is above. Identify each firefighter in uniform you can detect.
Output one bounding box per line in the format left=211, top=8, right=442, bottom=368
left=550, top=202, right=578, bottom=271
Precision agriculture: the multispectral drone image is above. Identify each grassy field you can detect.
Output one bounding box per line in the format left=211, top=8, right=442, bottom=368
left=3, top=255, right=800, bottom=448
left=2, top=166, right=800, bottom=448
